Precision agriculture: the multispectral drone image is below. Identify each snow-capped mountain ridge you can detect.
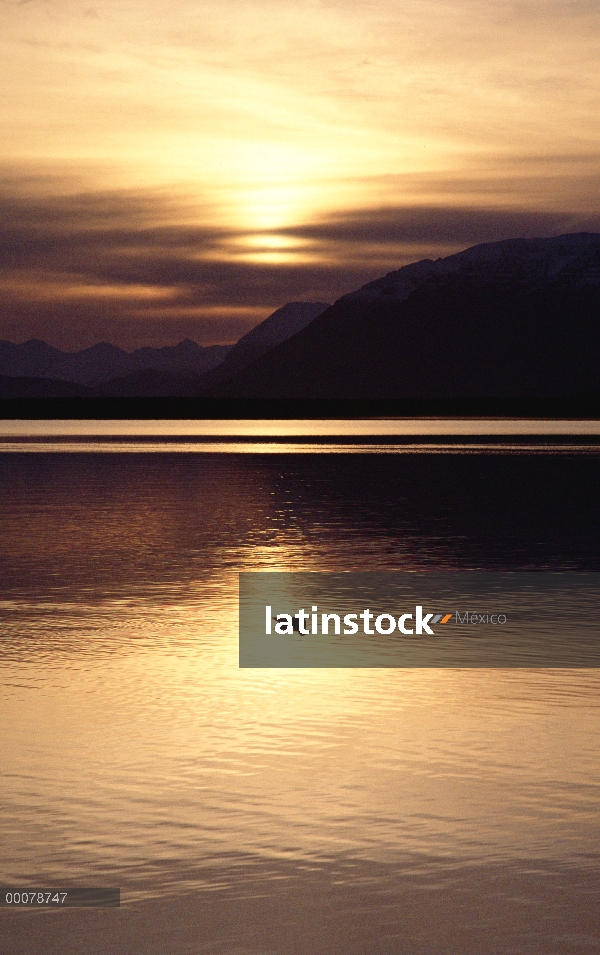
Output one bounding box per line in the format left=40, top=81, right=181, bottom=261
left=342, top=233, right=600, bottom=306
left=210, top=232, right=600, bottom=400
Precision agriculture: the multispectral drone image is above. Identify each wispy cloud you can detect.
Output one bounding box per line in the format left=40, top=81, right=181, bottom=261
left=1, top=176, right=597, bottom=348
left=2, top=0, right=600, bottom=344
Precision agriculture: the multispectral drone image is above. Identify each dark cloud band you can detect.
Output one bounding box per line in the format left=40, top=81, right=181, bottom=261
left=1, top=179, right=597, bottom=348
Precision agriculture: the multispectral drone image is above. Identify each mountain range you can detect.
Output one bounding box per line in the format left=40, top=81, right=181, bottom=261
left=2, top=234, right=600, bottom=401
left=208, top=233, right=600, bottom=400
left=0, top=338, right=232, bottom=386
left=0, top=302, right=331, bottom=398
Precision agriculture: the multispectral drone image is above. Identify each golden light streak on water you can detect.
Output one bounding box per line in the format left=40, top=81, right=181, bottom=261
left=1, top=419, right=600, bottom=438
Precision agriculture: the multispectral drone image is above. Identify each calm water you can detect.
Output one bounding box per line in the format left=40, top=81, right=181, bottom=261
left=2, top=422, right=600, bottom=954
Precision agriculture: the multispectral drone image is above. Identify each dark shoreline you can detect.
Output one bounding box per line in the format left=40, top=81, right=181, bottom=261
left=1, top=395, right=600, bottom=419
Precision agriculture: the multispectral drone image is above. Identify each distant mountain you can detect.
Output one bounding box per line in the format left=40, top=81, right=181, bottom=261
left=0, top=339, right=232, bottom=386
left=208, top=233, right=600, bottom=399
left=85, top=301, right=330, bottom=397
left=0, top=375, right=92, bottom=398
left=196, top=302, right=330, bottom=392
left=0, top=305, right=331, bottom=397
left=95, top=368, right=207, bottom=397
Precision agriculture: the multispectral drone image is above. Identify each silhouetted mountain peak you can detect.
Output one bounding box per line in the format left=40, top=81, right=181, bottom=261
left=15, top=338, right=63, bottom=356
left=343, top=232, right=600, bottom=307
left=0, top=337, right=232, bottom=386
left=233, top=302, right=331, bottom=352
left=211, top=232, right=600, bottom=400
left=195, top=301, right=331, bottom=393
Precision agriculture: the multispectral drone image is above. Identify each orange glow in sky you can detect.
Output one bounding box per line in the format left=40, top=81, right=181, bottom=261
left=1, top=0, right=600, bottom=347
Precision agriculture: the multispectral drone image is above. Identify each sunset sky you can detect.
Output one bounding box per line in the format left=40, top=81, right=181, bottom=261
left=2, top=0, right=600, bottom=348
